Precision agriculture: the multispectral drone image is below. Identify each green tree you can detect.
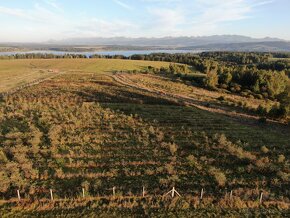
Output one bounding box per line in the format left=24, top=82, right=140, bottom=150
left=205, top=70, right=219, bottom=89
left=277, top=84, right=290, bottom=118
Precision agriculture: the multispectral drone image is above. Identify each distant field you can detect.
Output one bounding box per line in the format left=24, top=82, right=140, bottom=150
left=269, top=57, right=290, bottom=62
left=0, top=59, right=169, bottom=92
left=0, top=70, right=52, bottom=93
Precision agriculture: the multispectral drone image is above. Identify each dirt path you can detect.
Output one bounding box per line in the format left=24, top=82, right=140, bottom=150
left=111, top=73, right=289, bottom=130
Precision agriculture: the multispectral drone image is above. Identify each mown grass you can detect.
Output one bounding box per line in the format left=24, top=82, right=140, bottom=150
left=0, top=59, right=169, bottom=92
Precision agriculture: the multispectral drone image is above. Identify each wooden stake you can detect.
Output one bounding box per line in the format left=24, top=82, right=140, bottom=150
left=230, top=190, right=233, bottom=201
left=50, top=189, right=54, bottom=201
left=200, top=188, right=204, bottom=200
left=82, top=188, right=85, bottom=198
left=142, top=186, right=145, bottom=197
left=259, top=192, right=263, bottom=204
left=17, top=190, right=21, bottom=201
left=113, top=187, right=116, bottom=197
left=171, top=187, right=175, bottom=198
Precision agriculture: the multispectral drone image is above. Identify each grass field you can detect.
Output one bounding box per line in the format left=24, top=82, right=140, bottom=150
left=0, top=59, right=169, bottom=92
left=269, top=57, right=290, bottom=62
left=0, top=59, right=289, bottom=217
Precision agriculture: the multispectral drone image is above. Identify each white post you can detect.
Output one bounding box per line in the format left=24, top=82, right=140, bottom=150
left=172, top=187, right=175, bottom=198
left=113, top=187, right=116, bottom=197
left=82, top=188, right=85, bottom=198
left=200, top=188, right=204, bottom=200
left=164, top=187, right=181, bottom=198
left=259, top=192, right=263, bottom=204
left=17, top=190, right=21, bottom=201
left=50, top=189, right=54, bottom=201
left=142, top=186, right=145, bottom=197
left=230, top=190, right=233, bottom=201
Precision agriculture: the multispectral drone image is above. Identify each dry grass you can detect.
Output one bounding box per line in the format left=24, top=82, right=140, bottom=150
left=120, top=73, right=272, bottom=110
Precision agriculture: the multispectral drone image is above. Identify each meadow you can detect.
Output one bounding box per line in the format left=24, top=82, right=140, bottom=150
left=0, top=59, right=169, bottom=93
left=0, top=58, right=289, bottom=217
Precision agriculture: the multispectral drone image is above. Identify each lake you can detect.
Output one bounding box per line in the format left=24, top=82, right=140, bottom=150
left=0, top=49, right=201, bottom=57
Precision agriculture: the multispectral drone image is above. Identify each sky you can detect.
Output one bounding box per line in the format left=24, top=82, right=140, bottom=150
left=0, top=0, right=289, bottom=42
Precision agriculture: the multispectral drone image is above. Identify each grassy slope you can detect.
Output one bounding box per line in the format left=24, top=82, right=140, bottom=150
left=0, top=60, right=289, bottom=216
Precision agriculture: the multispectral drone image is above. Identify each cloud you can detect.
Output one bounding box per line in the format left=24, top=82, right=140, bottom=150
left=143, top=0, right=274, bottom=36
left=44, top=0, right=64, bottom=12
left=0, top=0, right=277, bottom=41
left=0, top=3, right=63, bottom=24
left=0, top=6, right=36, bottom=21
left=146, top=7, right=185, bottom=36
left=196, top=0, right=252, bottom=24
left=74, top=18, right=139, bottom=37
left=113, top=0, right=134, bottom=10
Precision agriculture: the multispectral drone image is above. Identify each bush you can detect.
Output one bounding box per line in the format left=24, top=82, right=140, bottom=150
left=256, top=105, right=270, bottom=116
left=262, top=92, right=269, bottom=98
left=169, top=143, right=178, bottom=155
left=208, top=167, right=227, bottom=187
left=217, top=96, right=225, bottom=101
left=261, top=146, right=269, bottom=154
left=269, top=105, right=287, bottom=119
left=258, top=117, right=267, bottom=123
left=220, top=84, right=228, bottom=89
left=230, top=83, right=241, bottom=92
left=255, top=157, right=270, bottom=169
left=255, top=94, right=264, bottom=99
left=277, top=155, right=285, bottom=163
left=186, top=155, right=202, bottom=170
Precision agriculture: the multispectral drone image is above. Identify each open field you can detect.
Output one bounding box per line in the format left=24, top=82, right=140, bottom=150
left=0, top=59, right=169, bottom=93
left=269, top=58, right=290, bottom=62
left=0, top=59, right=289, bottom=216
left=0, top=68, right=53, bottom=93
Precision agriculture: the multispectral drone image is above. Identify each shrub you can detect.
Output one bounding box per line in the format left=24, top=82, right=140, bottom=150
left=256, top=105, right=269, bottom=116
left=217, top=96, right=225, bottom=101
left=219, top=84, right=228, bottom=89
left=258, top=117, right=267, bottom=123
left=255, top=94, right=264, bottom=99
left=169, top=143, right=178, bottom=155
left=186, top=155, right=202, bottom=170
left=248, top=95, right=255, bottom=99
left=205, top=70, right=219, bottom=89
left=261, top=146, right=269, bottom=154
left=277, top=155, right=285, bottom=163
left=231, top=83, right=241, bottom=92
left=208, top=167, right=227, bottom=187
left=277, top=171, right=289, bottom=182
left=269, top=104, right=287, bottom=119
left=255, top=157, right=270, bottom=169
left=262, top=92, right=269, bottom=98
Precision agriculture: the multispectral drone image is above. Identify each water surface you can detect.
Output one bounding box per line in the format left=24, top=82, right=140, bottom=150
left=0, top=49, right=201, bottom=57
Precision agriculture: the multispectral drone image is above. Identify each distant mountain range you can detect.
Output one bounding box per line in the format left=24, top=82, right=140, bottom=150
left=1, top=35, right=290, bottom=52
left=48, top=35, right=284, bottom=47
left=45, top=35, right=290, bottom=52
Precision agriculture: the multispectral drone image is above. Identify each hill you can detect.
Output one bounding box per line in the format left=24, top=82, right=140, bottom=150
left=182, top=41, right=290, bottom=52
left=48, top=35, right=283, bottom=46
left=1, top=35, right=289, bottom=52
